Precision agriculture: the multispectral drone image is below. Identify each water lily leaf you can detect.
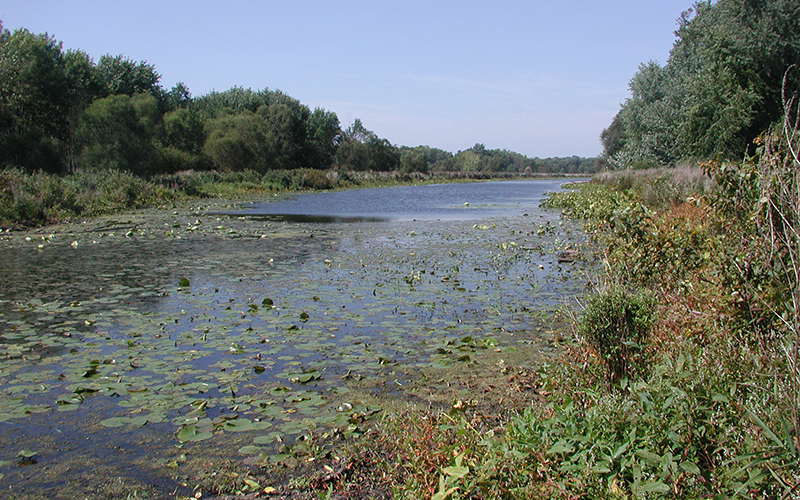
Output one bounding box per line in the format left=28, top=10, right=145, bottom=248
left=100, top=417, right=131, bottom=428
left=287, top=372, right=320, bottom=384
left=243, top=452, right=270, bottom=466
left=222, top=419, right=256, bottom=432
left=178, top=278, right=190, bottom=287
left=253, top=433, right=281, bottom=444
left=176, top=424, right=212, bottom=442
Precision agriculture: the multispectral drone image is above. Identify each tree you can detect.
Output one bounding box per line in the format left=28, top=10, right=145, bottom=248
left=192, top=86, right=272, bottom=118
left=95, top=54, right=165, bottom=105
left=257, top=94, right=310, bottom=170
left=203, top=109, right=272, bottom=172
left=165, top=82, right=192, bottom=111
left=162, top=108, right=205, bottom=155
left=304, top=108, right=341, bottom=169
left=0, top=26, right=71, bottom=172
left=77, top=93, right=161, bottom=175
left=63, top=49, right=102, bottom=171
left=335, top=119, right=399, bottom=171
left=604, top=0, right=800, bottom=168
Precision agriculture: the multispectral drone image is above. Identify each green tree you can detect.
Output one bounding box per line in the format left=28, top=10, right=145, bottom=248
left=203, top=109, right=272, bottom=172
left=0, top=25, right=71, bottom=172
left=95, top=54, right=165, bottom=105
left=335, top=119, right=399, bottom=171
left=304, top=108, right=341, bottom=169
left=257, top=93, right=310, bottom=170
left=165, top=81, right=192, bottom=111
left=192, top=86, right=272, bottom=118
left=604, top=0, right=800, bottom=168
left=162, top=108, right=205, bottom=155
left=63, top=49, right=101, bottom=171
left=77, top=93, right=161, bottom=175
left=159, top=107, right=206, bottom=171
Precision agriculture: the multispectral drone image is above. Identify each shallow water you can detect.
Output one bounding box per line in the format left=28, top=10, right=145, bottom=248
left=221, top=179, right=567, bottom=222
left=0, top=179, right=593, bottom=498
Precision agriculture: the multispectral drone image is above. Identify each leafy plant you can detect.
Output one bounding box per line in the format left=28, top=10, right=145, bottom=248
left=578, top=285, right=656, bottom=384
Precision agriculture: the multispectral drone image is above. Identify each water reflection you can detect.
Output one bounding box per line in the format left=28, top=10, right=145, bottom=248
left=250, top=214, right=392, bottom=223
left=221, top=179, right=586, bottom=222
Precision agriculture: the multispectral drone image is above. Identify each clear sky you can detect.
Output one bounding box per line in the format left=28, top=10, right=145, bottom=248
left=1, top=1, right=694, bottom=158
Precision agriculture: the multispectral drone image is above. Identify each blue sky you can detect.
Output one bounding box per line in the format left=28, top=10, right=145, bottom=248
left=1, top=1, right=693, bottom=158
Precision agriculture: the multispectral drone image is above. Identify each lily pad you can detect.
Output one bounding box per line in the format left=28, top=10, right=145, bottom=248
left=176, top=424, right=213, bottom=442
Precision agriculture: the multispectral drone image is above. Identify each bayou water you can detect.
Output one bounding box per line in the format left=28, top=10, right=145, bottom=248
left=0, top=179, right=593, bottom=498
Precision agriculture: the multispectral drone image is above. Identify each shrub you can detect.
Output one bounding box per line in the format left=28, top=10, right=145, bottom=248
left=578, top=285, right=657, bottom=384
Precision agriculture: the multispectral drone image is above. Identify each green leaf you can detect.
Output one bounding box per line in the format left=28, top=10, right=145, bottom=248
left=100, top=417, right=131, bottom=428
left=547, top=442, right=574, bottom=454
left=745, top=407, right=784, bottom=448
left=443, top=465, right=469, bottom=479
left=635, top=449, right=662, bottom=465
left=680, top=461, right=701, bottom=475
left=243, top=478, right=261, bottom=489
left=639, top=481, right=670, bottom=493
left=176, top=424, right=212, bottom=442
left=613, top=441, right=630, bottom=459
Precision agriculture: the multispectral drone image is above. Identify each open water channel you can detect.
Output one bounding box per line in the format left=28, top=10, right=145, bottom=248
left=0, top=179, right=593, bottom=498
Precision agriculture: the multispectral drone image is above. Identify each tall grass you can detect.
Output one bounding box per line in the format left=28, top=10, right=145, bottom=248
left=0, top=168, right=167, bottom=227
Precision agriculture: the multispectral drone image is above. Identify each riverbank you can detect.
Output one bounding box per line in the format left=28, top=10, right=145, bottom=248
left=215, top=160, right=798, bottom=499
left=0, top=168, right=585, bottom=230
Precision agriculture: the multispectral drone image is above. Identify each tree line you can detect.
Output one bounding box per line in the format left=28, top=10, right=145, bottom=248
left=0, top=22, right=596, bottom=178
left=602, top=0, right=800, bottom=169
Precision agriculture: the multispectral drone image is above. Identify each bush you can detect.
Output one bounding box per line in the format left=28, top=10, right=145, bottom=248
left=0, top=168, right=165, bottom=227
left=579, top=285, right=657, bottom=384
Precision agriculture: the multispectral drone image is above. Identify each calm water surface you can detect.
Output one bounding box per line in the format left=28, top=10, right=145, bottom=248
left=225, top=180, right=572, bottom=222
left=0, top=179, right=592, bottom=498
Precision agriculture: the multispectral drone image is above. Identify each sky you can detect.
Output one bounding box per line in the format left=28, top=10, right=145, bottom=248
left=0, top=1, right=694, bottom=158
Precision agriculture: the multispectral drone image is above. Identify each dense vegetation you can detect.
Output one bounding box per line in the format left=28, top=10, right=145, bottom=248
left=3, top=0, right=799, bottom=496
left=282, top=0, right=799, bottom=497
left=286, top=129, right=797, bottom=499
left=0, top=20, right=596, bottom=227
left=601, top=0, right=800, bottom=169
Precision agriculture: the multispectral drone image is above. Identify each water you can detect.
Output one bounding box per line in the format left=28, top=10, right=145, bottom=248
left=0, top=179, right=593, bottom=498
left=222, top=180, right=571, bottom=222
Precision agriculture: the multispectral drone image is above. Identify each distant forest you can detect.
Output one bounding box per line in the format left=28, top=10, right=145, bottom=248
left=0, top=22, right=596, bottom=178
